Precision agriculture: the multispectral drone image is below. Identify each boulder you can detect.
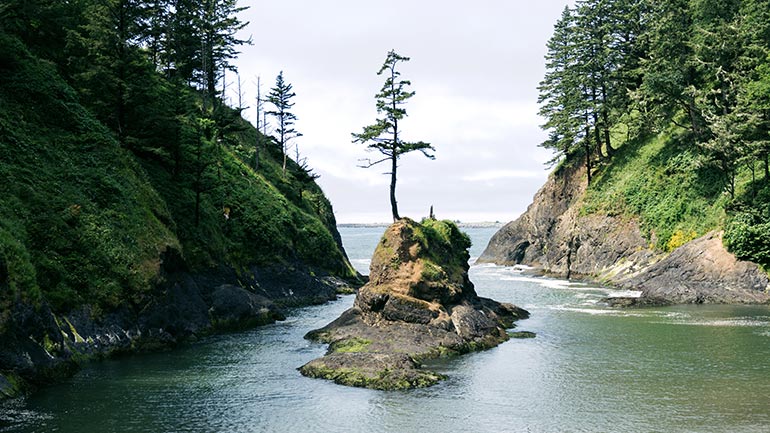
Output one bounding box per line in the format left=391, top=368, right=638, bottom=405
left=299, top=218, right=529, bottom=390
left=209, top=284, right=285, bottom=330
left=618, top=231, right=770, bottom=304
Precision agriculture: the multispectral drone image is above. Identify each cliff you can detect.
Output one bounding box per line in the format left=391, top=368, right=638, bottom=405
left=300, top=219, right=528, bottom=390
left=0, top=33, right=357, bottom=398
left=479, top=136, right=770, bottom=306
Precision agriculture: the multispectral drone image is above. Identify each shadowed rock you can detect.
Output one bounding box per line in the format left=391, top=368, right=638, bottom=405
left=299, top=218, right=529, bottom=390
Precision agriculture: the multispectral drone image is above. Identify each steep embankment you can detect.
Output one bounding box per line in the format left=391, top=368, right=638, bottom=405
left=479, top=131, right=770, bottom=305
left=0, top=33, right=356, bottom=398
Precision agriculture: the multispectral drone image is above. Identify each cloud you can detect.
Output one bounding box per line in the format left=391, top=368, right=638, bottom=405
left=461, top=170, right=543, bottom=182
left=230, top=1, right=574, bottom=223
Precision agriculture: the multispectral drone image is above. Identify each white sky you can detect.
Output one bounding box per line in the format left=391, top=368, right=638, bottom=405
left=231, top=1, right=572, bottom=223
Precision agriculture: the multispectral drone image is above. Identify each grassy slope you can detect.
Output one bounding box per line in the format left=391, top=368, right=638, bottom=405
left=582, top=128, right=727, bottom=252
left=0, top=32, right=354, bottom=318
left=581, top=125, right=770, bottom=268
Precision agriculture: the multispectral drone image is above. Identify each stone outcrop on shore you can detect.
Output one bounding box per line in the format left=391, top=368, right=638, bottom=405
left=299, top=219, right=529, bottom=390
left=478, top=163, right=770, bottom=305
left=0, top=262, right=356, bottom=399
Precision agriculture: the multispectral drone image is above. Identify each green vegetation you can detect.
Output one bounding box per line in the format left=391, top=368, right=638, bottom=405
left=328, top=337, right=373, bottom=354
left=299, top=362, right=445, bottom=390
left=540, top=0, right=770, bottom=265
left=413, top=219, right=472, bottom=282
left=582, top=129, right=728, bottom=251
left=0, top=1, right=354, bottom=320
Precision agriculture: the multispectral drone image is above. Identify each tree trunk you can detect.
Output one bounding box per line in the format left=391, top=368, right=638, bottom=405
left=254, top=137, right=260, bottom=171
left=601, top=82, right=613, bottom=156
left=390, top=149, right=399, bottom=221
left=593, top=119, right=604, bottom=160
left=584, top=123, right=592, bottom=186
left=764, top=151, right=769, bottom=181
left=390, top=64, right=400, bottom=221
left=255, top=77, right=261, bottom=171
left=281, top=114, right=287, bottom=174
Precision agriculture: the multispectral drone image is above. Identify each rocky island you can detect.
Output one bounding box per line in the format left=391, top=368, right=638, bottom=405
left=299, top=218, right=529, bottom=390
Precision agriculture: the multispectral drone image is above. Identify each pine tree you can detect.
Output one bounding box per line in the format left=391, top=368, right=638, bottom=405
left=352, top=50, right=434, bottom=221
left=538, top=6, right=582, bottom=163
left=267, top=71, right=302, bottom=174
left=198, top=0, right=250, bottom=107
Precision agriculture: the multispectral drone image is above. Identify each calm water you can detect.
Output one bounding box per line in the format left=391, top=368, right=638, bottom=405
left=3, top=226, right=770, bottom=433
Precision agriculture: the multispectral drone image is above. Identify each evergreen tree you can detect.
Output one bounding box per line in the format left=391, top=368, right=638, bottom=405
left=199, top=0, right=250, bottom=106
left=637, top=0, right=704, bottom=135
left=267, top=71, right=302, bottom=174
left=352, top=50, right=434, bottom=221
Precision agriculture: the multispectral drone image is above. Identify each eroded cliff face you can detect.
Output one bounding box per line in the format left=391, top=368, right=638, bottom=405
left=479, top=163, right=770, bottom=305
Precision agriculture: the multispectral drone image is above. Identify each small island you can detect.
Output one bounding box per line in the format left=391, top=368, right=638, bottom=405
left=299, top=218, right=529, bottom=390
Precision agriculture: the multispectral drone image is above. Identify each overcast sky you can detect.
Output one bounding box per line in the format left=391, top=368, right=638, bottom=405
left=232, top=1, right=572, bottom=223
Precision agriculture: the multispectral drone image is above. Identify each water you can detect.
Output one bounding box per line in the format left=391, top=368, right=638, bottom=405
left=4, top=226, right=770, bottom=432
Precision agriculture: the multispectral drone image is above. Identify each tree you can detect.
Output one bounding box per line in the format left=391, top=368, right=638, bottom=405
left=267, top=71, right=301, bottom=174
left=352, top=50, right=434, bottom=221
left=198, top=0, right=250, bottom=107
left=253, top=75, right=266, bottom=171
left=538, top=7, right=584, bottom=164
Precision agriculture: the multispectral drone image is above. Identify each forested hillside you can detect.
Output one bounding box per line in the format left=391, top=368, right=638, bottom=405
left=538, top=0, right=770, bottom=270
left=0, top=0, right=355, bottom=394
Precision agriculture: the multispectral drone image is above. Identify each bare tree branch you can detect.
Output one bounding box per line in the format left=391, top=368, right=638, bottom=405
left=358, top=157, right=390, bottom=168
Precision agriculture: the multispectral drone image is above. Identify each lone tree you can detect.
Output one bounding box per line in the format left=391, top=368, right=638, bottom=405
left=352, top=50, right=434, bottom=221
left=267, top=71, right=301, bottom=174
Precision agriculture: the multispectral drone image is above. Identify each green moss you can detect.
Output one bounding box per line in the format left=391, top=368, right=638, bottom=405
left=509, top=331, right=537, bottom=339
left=328, top=337, right=373, bottom=354
left=299, top=363, right=445, bottom=390
left=0, top=372, right=26, bottom=399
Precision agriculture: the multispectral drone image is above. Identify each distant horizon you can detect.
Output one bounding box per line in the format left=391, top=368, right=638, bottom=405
left=334, top=211, right=521, bottom=226
left=337, top=220, right=508, bottom=226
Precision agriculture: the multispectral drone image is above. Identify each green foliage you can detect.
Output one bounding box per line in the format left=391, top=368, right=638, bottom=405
left=582, top=129, right=726, bottom=251
left=724, top=213, right=770, bottom=269
left=0, top=28, right=355, bottom=317
left=0, top=33, right=178, bottom=311
left=266, top=71, right=301, bottom=174
left=542, top=0, right=770, bottom=265
left=413, top=219, right=472, bottom=279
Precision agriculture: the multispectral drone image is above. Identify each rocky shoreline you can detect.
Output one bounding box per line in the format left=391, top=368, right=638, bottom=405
left=479, top=163, right=770, bottom=306
left=0, top=261, right=359, bottom=399
left=299, top=219, right=529, bottom=390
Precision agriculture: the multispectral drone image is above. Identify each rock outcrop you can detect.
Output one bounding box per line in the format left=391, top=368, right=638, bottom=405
left=0, top=262, right=354, bottom=398
left=479, top=163, right=770, bottom=305
left=616, top=232, right=770, bottom=305
left=299, top=219, right=529, bottom=390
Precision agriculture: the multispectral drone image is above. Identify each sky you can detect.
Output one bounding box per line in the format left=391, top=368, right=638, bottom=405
left=231, top=1, right=573, bottom=223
